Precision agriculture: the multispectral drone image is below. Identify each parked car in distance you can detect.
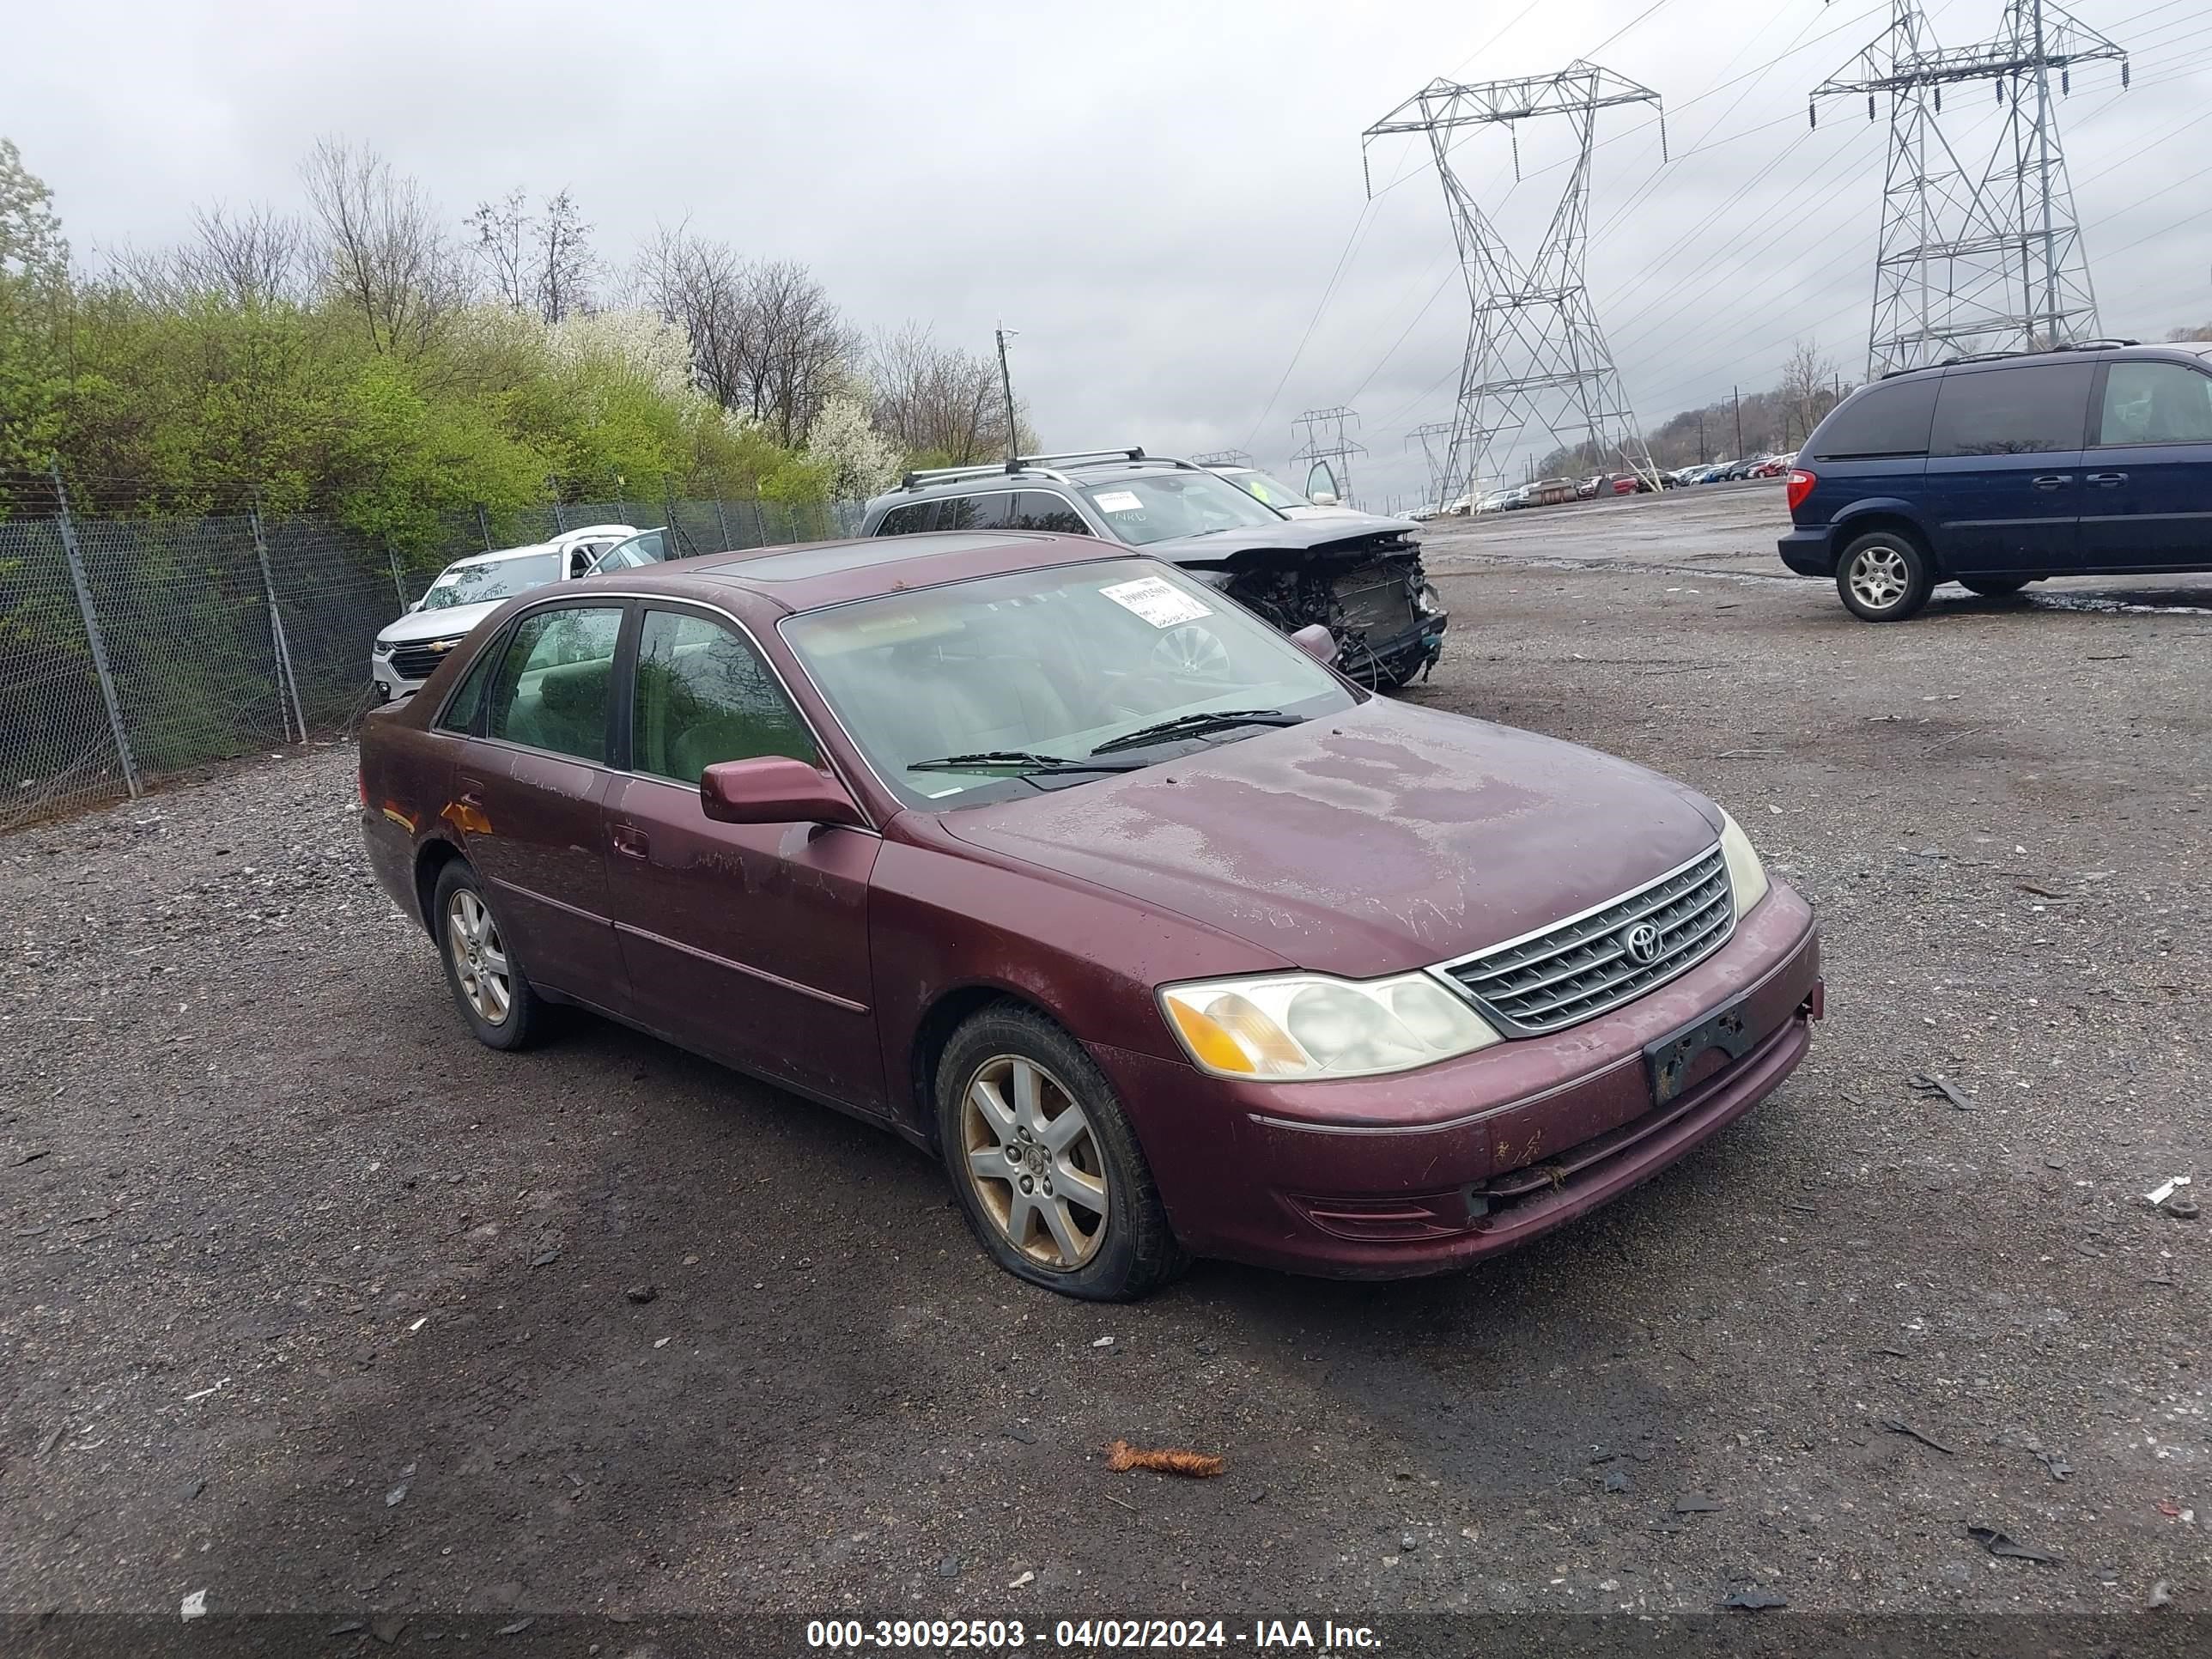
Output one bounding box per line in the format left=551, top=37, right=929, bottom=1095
left=1521, top=477, right=1581, bottom=507
left=1780, top=339, right=2212, bottom=620
left=358, top=532, right=1821, bottom=1299
left=861, top=448, right=1447, bottom=688
left=371, top=525, right=639, bottom=702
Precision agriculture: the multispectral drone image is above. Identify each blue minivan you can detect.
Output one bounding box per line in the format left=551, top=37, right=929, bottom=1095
left=1778, top=340, right=2212, bottom=620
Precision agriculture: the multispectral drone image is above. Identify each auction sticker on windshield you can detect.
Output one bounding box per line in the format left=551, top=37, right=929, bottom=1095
left=1091, top=489, right=1145, bottom=514
left=1100, top=575, right=1212, bottom=629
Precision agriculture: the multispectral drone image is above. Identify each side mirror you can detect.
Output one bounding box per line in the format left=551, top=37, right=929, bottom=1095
left=1289, top=623, right=1337, bottom=665
left=407, top=599, right=424, bottom=614
left=700, top=757, right=864, bottom=827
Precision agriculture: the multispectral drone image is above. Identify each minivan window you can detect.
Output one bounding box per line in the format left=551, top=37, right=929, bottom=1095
left=1929, top=363, right=2094, bottom=457
left=484, top=606, right=624, bottom=763
left=1810, top=379, right=1937, bottom=460
left=2098, top=361, right=2212, bottom=446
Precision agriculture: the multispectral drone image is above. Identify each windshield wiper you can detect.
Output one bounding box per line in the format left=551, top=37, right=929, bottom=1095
left=908, top=750, right=1145, bottom=775
left=1088, top=709, right=1303, bottom=756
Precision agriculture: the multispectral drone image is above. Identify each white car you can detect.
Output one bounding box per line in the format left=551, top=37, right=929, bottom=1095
left=370, top=525, right=636, bottom=703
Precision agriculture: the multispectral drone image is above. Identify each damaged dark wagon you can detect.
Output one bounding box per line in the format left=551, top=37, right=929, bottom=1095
left=860, top=449, right=1448, bottom=688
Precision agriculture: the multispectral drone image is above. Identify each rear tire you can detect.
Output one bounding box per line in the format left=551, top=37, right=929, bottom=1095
left=433, top=860, right=553, bottom=1051
left=1959, top=574, right=2031, bottom=598
left=936, top=1006, right=1187, bottom=1301
left=1836, top=530, right=1934, bottom=623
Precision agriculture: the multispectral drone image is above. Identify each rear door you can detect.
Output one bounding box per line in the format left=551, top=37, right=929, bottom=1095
left=2080, top=356, right=2212, bottom=569
left=458, top=602, right=630, bottom=1010
left=1923, top=362, right=2095, bottom=574
left=604, top=602, right=884, bottom=1111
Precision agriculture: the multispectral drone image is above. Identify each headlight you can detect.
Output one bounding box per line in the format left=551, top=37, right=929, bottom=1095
left=1718, top=810, right=1770, bottom=919
left=372, top=638, right=396, bottom=658
left=1413, top=581, right=1447, bottom=619
left=1158, top=970, right=1502, bottom=1081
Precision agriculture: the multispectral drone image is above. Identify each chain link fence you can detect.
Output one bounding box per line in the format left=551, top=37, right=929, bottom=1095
left=0, top=488, right=866, bottom=831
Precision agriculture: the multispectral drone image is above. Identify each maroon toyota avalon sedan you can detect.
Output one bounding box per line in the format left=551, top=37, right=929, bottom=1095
left=359, top=531, right=1821, bottom=1299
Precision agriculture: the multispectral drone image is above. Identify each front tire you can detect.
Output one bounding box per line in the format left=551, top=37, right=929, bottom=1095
left=936, top=1006, right=1187, bottom=1300
left=433, top=860, right=552, bottom=1051
left=1836, top=530, right=1934, bottom=622
left=1959, top=574, right=2031, bottom=598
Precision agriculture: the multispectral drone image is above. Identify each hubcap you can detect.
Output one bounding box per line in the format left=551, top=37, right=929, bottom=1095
left=1849, top=545, right=1911, bottom=611
left=959, top=1055, right=1108, bottom=1271
left=444, top=889, right=512, bottom=1025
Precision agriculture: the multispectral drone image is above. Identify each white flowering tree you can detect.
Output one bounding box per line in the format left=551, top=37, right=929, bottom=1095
left=542, top=307, right=696, bottom=401
left=802, top=392, right=903, bottom=501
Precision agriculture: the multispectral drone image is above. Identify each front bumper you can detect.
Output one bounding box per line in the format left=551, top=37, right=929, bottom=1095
left=1778, top=525, right=1833, bottom=578
left=1089, top=880, right=1820, bottom=1278
left=370, top=663, right=425, bottom=705
left=1340, top=611, right=1448, bottom=684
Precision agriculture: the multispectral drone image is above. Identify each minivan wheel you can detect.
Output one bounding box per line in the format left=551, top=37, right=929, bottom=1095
left=433, top=860, right=551, bottom=1051
left=1959, top=575, right=2031, bottom=598
left=1836, top=531, right=1934, bottom=622
left=936, top=1006, right=1187, bottom=1301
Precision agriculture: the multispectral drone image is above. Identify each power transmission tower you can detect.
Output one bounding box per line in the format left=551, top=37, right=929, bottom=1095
left=1289, top=407, right=1367, bottom=505
left=1364, top=63, right=1662, bottom=504
left=1813, top=0, right=2127, bottom=378
left=1406, top=421, right=1456, bottom=506
left=1190, top=448, right=1254, bottom=467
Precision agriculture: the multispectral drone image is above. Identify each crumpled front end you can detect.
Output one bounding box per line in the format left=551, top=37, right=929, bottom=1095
left=1182, top=526, right=1448, bottom=688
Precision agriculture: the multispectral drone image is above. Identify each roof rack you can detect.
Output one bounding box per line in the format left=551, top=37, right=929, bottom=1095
left=900, top=447, right=1155, bottom=490
left=2051, top=337, right=2141, bottom=352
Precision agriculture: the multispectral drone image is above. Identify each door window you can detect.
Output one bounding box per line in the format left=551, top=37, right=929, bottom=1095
left=939, top=493, right=1017, bottom=531
left=631, top=609, right=820, bottom=784
left=1810, top=379, right=1937, bottom=459
left=876, top=501, right=941, bottom=536
left=484, top=606, right=624, bottom=763
left=2097, top=362, right=2212, bottom=446
left=1930, top=364, right=2094, bottom=456
left=1011, top=492, right=1091, bottom=533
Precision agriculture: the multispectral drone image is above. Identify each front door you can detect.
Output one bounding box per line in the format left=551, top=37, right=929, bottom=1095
left=2079, top=357, right=2212, bottom=569
left=1923, top=361, right=2094, bottom=575
left=458, top=602, right=629, bottom=1010
left=605, top=604, right=884, bottom=1111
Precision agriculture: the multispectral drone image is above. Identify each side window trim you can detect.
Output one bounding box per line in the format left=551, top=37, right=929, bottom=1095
left=606, top=600, right=641, bottom=773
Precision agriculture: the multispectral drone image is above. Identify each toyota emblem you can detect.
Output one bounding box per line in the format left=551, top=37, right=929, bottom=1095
left=1621, top=921, right=1663, bottom=964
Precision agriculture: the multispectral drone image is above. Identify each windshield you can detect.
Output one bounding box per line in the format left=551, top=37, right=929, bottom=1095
left=1075, top=471, right=1285, bottom=547
left=420, top=550, right=562, bottom=611
left=781, top=560, right=1355, bottom=807
left=1220, top=469, right=1315, bottom=511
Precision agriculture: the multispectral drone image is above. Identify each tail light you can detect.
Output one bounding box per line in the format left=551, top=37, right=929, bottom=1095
left=1785, top=469, right=1817, bottom=514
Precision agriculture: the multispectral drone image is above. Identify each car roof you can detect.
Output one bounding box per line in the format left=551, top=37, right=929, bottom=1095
left=1877, top=339, right=2204, bottom=381
left=446, top=541, right=559, bottom=571
left=868, top=452, right=1208, bottom=507
left=571, top=531, right=1136, bottom=615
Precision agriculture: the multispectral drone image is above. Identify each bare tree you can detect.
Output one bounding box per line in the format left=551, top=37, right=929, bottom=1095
left=535, top=189, right=595, bottom=324
left=738, top=258, right=857, bottom=446
left=301, top=137, right=469, bottom=357
left=869, top=323, right=1008, bottom=462
left=1780, top=338, right=1840, bottom=449
left=465, top=186, right=531, bottom=311
left=635, top=222, right=750, bottom=408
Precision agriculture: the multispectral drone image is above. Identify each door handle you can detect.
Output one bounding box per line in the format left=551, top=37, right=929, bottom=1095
left=2030, top=474, right=2072, bottom=490
left=611, top=823, right=650, bottom=860
left=455, top=775, right=485, bottom=805
left=2086, top=471, right=2128, bottom=487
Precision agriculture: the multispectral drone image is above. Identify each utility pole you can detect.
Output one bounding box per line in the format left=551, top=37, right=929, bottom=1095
left=1363, top=61, right=1663, bottom=500
left=1697, top=411, right=1707, bottom=465
left=1812, top=0, right=2127, bottom=375
left=994, top=325, right=1020, bottom=462
left=1732, top=386, right=1742, bottom=457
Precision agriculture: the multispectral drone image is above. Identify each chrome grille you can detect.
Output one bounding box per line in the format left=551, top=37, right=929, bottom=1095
left=1435, top=846, right=1734, bottom=1036
left=390, top=635, right=468, bottom=682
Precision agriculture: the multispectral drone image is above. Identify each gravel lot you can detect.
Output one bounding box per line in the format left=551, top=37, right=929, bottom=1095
left=3, top=483, right=2206, bottom=1638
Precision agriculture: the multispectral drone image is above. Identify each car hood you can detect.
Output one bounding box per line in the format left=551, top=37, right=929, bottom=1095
left=377, top=600, right=503, bottom=647
left=936, top=699, right=1724, bottom=979
left=1139, top=513, right=1420, bottom=569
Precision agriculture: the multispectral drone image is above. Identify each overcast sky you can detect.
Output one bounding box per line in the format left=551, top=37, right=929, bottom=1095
left=15, top=0, right=2212, bottom=504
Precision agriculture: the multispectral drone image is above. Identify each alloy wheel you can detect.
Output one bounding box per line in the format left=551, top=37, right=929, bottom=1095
left=445, top=889, right=512, bottom=1025
left=1847, top=545, right=1911, bottom=612
left=959, top=1055, right=1109, bottom=1271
